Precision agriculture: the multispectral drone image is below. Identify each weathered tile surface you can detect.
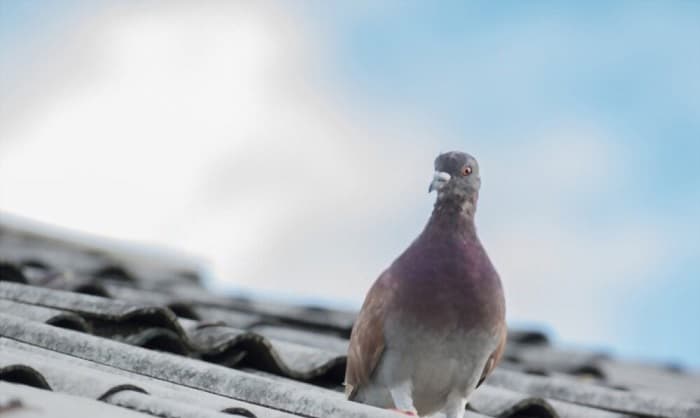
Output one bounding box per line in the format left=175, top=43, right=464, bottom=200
left=1, top=219, right=699, bottom=418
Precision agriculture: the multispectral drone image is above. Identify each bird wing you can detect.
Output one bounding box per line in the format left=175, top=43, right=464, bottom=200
left=476, top=325, right=507, bottom=388
left=344, top=271, right=393, bottom=399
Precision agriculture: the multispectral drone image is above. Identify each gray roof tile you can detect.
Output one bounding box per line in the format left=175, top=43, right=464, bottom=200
left=183, top=321, right=346, bottom=381
left=0, top=381, right=152, bottom=418
left=468, top=385, right=558, bottom=418
left=487, top=369, right=700, bottom=418
left=1, top=220, right=699, bottom=418
left=0, top=338, right=297, bottom=418
left=0, top=281, right=180, bottom=329
left=103, top=391, right=253, bottom=418
left=249, top=324, right=350, bottom=354
left=0, top=313, right=401, bottom=418
left=472, top=385, right=635, bottom=418
left=0, top=298, right=91, bottom=332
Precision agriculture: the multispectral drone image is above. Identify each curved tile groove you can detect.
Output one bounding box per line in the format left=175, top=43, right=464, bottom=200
left=488, top=369, right=700, bottom=418
left=122, top=327, right=191, bottom=355
left=471, top=385, right=558, bottom=418
left=500, top=401, right=558, bottom=418
left=98, top=384, right=150, bottom=401
left=104, top=390, right=256, bottom=418
left=0, top=262, right=26, bottom=283
left=45, top=312, right=92, bottom=332
left=0, top=338, right=302, bottom=418
left=27, top=273, right=112, bottom=297
left=191, top=324, right=346, bottom=382
left=92, top=265, right=137, bottom=282
left=0, top=314, right=404, bottom=418
left=0, top=299, right=92, bottom=333
left=0, top=281, right=193, bottom=352
left=166, top=283, right=356, bottom=335
left=0, top=381, right=154, bottom=418
left=0, top=364, right=52, bottom=390
left=1, top=283, right=345, bottom=379
left=221, top=407, right=257, bottom=417
left=568, top=364, right=607, bottom=380
left=507, top=330, right=550, bottom=346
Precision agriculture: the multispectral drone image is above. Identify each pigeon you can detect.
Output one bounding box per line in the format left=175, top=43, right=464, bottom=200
left=345, top=151, right=506, bottom=418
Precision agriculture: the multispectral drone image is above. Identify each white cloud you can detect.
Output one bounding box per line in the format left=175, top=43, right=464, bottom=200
left=0, top=2, right=431, bottom=302
left=0, top=2, right=682, bottom=355
left=479, top=127, right=677, bottom=346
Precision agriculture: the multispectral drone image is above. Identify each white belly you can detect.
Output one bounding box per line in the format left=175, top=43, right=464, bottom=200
left=356, top=323, right=499, bottom=416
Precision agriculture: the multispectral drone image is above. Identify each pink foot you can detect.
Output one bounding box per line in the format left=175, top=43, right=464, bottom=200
left=389, top=408, right=417, bottom=416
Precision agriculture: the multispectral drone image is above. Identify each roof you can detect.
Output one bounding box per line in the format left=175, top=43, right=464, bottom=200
left=0, top=217, right=699, bottom=418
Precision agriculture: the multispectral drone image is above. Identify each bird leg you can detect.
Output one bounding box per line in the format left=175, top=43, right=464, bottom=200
left=442, top=390, right=467, bottom=418
left=389, top=381, right=418, bottom=416
left=389, top=408, right=417, bottom=416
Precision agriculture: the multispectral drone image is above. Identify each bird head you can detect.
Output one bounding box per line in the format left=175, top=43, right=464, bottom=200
left=429, top=151, right=481, bottom=210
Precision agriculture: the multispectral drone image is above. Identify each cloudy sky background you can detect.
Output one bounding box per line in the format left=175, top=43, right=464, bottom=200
left=1, top=1, right=698, bottom=367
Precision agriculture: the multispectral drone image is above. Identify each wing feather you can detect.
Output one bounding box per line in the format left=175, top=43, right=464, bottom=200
left=344, top=271, right=393, bottom=399
left=476, top=325, right=507, bottom=388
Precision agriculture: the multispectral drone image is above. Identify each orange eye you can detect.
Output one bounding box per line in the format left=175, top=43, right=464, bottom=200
left=461, top=166, right=472, bottom=176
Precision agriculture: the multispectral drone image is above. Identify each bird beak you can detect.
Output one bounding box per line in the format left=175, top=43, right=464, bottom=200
left=429, top=171, right=451, bottom=193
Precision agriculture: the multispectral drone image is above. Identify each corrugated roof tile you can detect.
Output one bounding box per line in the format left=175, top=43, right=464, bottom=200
left=0, top=338, right=298, bottom=418
left=0, top=381, right=152, bottom=418
left=0, top=313, right=403, bottom=418
left=2, top=220, right=699, bottom=418
left=472, top=385, right=635, bottom=418
left=487, top=369, right=700, bottom=418
left=0, top=298, right=91, bottom=332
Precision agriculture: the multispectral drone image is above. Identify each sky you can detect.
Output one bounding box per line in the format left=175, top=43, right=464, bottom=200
left=0, top=1, right=698, bottom=368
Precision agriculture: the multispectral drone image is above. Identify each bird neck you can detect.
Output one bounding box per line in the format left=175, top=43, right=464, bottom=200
left=429, top=195, right=478, bottom=234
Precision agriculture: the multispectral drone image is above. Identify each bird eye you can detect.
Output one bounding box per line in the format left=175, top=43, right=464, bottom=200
left=461, top=166, right=472, bottom=176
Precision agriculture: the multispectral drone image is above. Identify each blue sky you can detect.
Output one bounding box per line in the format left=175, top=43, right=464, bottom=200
left=1, top=2, right=698, bottom=368
left=304, top=2, right=700, bottom=364
left=312, top=1, right=700, bottom=186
